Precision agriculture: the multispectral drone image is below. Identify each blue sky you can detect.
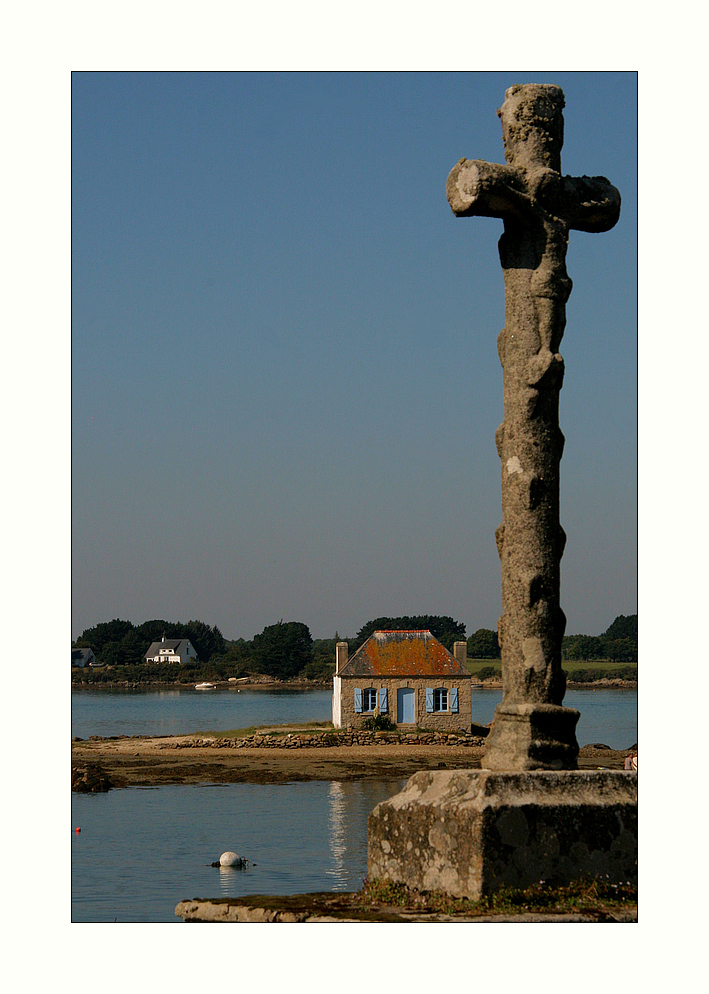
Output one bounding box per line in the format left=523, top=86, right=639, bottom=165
left=72, top=71, right=637, bottom=642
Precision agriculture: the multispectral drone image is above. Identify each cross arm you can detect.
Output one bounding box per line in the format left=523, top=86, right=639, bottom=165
left=447, top=158, right=531, bottom=220
left=562, top=175, right=621, bottom=233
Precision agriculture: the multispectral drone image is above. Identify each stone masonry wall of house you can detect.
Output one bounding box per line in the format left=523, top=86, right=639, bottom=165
left=338, top=677, right=472, bottom=732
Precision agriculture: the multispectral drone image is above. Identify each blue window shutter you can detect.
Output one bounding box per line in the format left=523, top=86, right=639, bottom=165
left=354, top=688, right=362, bottom=713
left=451, top=687, right=459, bottom=713
left=426, top=687, right=434, bottom=713
left=379, top=687, right=388, bottom=713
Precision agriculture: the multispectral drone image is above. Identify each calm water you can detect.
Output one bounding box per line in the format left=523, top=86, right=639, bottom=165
left=71, top=685, right=636, bottom=921
left=72, top=779, right=406, bottom=922
left=72, top=685, right=637, bottom=749
left=71, top=686, right=334, bottom=740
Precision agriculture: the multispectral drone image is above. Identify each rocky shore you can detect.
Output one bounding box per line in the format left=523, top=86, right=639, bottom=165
left=72, top=730, right=635, bottom=791
left=174, top=892, right=637, bottom=923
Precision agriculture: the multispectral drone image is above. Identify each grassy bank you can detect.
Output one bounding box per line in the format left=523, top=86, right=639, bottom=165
left=466, top=659, right=637, bottom=683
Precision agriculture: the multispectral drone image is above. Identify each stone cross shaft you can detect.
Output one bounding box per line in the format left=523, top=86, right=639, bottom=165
left=447, top=84, right=620, bottom=770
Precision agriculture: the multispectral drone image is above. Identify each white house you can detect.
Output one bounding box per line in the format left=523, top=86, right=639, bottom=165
left=144, top=635, right=198, bottom=665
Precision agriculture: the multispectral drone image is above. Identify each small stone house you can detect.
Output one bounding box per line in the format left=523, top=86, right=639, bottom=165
left=144, top=635, right=198, bottom=665
left=332, top=630, right=472, bottom=731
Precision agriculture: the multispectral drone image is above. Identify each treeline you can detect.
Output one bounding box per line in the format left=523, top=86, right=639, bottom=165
left=350, top=616, right=466, bottom=653
left=466, top=614, right=637, bottom=662
left=73, top=618, right=227, bottom=668
left=72, top=612, right=637, bottom=684
left=72, top=618, right=340, bottom=684
left=563, top=614, right=637, bottom=661
left=72, top=614, right=469, bottom=684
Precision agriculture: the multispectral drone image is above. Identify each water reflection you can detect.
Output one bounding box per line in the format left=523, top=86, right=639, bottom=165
left=217, top=863, right=250, bottom=897
left=326, top=780, right=406, bottom=890
left=72, top=686, right=333, bottom=739
left=327, top=782, right=347, bottom=887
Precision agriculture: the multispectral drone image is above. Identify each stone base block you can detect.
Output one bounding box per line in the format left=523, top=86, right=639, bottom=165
left=368, top=769, right=637, bottom=901
left=483, top=702, right=580, bottom=770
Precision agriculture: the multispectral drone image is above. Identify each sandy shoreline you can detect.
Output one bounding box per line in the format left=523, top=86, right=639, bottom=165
left=72, top=734, right=633, bottom=789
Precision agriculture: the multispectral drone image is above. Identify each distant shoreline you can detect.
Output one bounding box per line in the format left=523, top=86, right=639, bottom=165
left=71, top=676, right=636, bottom=691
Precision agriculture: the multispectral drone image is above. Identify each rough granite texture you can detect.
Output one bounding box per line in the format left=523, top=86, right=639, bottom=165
left=446, top=84, right=621, bottom=770
left=368, top=769, right=637, bottom=900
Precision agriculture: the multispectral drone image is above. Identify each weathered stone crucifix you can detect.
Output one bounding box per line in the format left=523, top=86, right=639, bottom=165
left=447, top=84, right=621, bottom=770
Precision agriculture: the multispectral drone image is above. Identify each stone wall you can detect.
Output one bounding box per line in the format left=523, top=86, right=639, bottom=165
left=159, top=730, right=487, bottom=749
left=338, top=677, right=472, bottom=732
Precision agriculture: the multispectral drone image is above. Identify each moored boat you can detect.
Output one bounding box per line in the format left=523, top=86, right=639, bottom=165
left=194, top=682, right=216, bottom=690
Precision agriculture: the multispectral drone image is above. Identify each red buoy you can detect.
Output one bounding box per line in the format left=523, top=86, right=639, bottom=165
left=75, top=827, right=81, bottom=833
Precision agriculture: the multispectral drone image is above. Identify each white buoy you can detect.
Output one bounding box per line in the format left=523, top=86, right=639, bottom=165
left=219, top=851, right=242, bottom=867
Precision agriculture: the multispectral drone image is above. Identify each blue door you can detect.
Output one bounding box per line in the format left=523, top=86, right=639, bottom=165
left=397, top=688, right=415, bottom=724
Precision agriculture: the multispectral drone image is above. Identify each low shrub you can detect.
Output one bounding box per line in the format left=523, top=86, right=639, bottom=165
left=300, top=657, right=335, bottom=681
left=563, top=666, right=637, bottom=683
left=71, top=658, right=254, bottom=685
left=361, top=714, right=397, bottom=732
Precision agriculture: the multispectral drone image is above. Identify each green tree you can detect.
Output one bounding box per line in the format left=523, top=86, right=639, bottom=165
left=105, top=628, right=146, bottom=667
left=219, top=638, right=254, bottom=663
left=182, top=620, right=226, bottom=661
left=602, top=614, right=637, bottom=642
left=135, top=619, right=179, bottom=644
left=77, top=617, right=229, bottom=666
left=601, top=615, right=637, bottom=660
left=564, top=635, right=604, bottom=660
left=599, top=637, right=636, bottom=662
left=352, top=615, right=466, bottom=652
left=467, top=628, right=501, bottom=659
left=74, top=618, right=135, bottom=657
left=212, top=639, right=255, bottom=677
left=251, top=621, right=313, bottom=679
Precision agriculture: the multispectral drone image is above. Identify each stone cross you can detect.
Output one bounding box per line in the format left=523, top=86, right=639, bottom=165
left=447, top=84, right=621, bottom=770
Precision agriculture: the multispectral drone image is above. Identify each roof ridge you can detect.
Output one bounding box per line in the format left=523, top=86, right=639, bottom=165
left=373, top=629, right=432, bottom=634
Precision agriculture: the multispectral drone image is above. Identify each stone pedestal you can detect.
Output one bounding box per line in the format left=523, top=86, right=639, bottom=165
left=368, top=769, right=637, bottom=901
left=483, top=703, right=580, bottom=771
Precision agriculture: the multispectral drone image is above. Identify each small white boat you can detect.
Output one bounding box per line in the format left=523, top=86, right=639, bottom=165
left=195, top=682, right=216, bottom=690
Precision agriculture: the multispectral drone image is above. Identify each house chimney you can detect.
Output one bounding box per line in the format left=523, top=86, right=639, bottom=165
left=162, top=634, right=166, bottom=642
left=453, top=641, right=467, bottom=667
left=335, top=642, right=348, bottom=674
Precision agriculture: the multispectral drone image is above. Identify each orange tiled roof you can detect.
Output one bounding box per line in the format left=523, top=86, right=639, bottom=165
left=338, top=630, right=470, bottom=678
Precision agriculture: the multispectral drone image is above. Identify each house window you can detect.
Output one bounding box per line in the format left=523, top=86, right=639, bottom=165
left=433, top=687, right=449, bottom=712
left=362, top=687, right=377, bottom=712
